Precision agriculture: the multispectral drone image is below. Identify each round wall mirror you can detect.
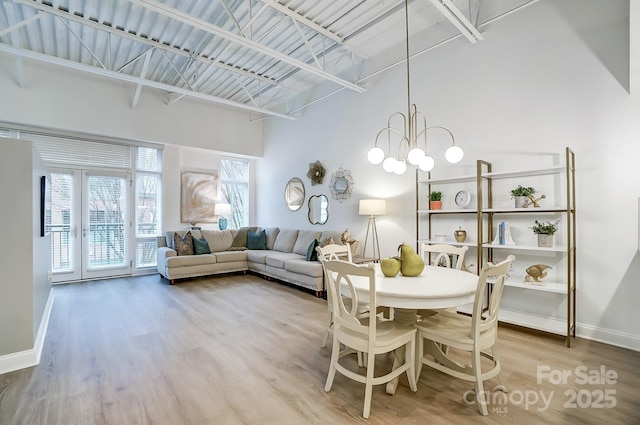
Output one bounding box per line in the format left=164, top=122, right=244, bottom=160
left=284, top=177, right=305, bottom=211
left=308, top=194, right=329, bottom=225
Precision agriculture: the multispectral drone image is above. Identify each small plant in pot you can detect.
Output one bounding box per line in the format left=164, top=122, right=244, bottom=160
left=511, top=185, right=536, bottom=208
left=531, top=220, right=559, bottom=247
left=429, top=191, right=443, bottom=210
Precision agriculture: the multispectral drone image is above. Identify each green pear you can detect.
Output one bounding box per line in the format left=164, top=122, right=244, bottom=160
left=380, top=257, right=401, bottom=277
left=398, top=243, right=425, bottom=277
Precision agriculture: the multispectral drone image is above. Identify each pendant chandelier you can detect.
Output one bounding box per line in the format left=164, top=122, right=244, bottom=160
left=367, top=0, right=464, bottom=175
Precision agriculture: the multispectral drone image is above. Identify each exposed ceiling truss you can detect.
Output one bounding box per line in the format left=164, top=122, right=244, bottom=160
left=0, top=0, right=501, bottom=120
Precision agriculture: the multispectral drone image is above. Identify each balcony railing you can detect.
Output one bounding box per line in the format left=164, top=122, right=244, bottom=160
left=50, top=223, right=158, bottom=271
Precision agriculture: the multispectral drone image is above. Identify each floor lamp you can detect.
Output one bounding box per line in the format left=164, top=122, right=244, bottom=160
left=359, top=199, right=386, bottom=260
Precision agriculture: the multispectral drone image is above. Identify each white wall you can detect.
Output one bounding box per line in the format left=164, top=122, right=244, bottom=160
left=259, top=0, right=640, bottom=349
left=0, top=57, right=263, bottom=156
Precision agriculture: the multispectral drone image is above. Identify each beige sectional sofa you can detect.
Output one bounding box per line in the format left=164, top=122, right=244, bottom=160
left=157, top=227, right=344, bottom=296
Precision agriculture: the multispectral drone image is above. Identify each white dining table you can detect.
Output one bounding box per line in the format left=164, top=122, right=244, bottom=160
left=341, top=263, right=479, bottom=394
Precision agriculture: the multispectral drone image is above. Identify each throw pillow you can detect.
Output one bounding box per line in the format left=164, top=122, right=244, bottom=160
left=193, top=235, right=211, bottom=255
left=227, top=226, right=257, bottom=251
left=174, top=231, right=195, bottom=256
left=319, top=237, right=335, bottom=248
left=306, top=239, right=320, bottom=261
left=247, top=229, right=267, bottom=250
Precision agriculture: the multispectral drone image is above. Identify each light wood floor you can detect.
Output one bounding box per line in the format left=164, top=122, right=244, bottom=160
left=1, top=273, right=638, bottom=425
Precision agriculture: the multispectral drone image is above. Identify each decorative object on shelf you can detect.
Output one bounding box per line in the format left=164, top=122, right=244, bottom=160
left=215, top=203, right=231, bottom=230
left=308, top=194, right=328, bottom=225
left=492, top=221, right=516, bottom=245
left=525, top=264, right=553, bottom=283
left=340, top=229, right=359, bottom=255
left=434, top=234, right=447, bottom=242
left=359, top=199, right=386, bottom=259
left=181, top=170, right=218, bottom=227
left=285, top=177, right=305, bottom=211
left=366, top=0, right=463, bottom=175
left=397, top=243, right=425, bottom=277
left=429, top=191, right=443, bottom=210
left=522, top=194, right=546, bottom=208
left=454, top=227, right=467, bottom=243
left=380, top=257, right=401, bottom=277
left=461, top=262, right=475, bottom=273
left=329, top=167, right=354, bottom=202
left=510, top=185, right=536, bottom=208
left=306, top=160, right=326, bottom=185
left=455, top=190, right=471, bottom=208
left=531, top=220, right=559, bottom=247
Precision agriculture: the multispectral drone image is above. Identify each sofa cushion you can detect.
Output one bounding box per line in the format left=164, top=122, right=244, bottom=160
left=293, top=230, right=323, bottom=256
left=266, top=252, right=302, bottom=268
left=273, top=229, right=299, bottom=253
left=166, top=253, right=216, bottom=267
left=247, top=229, right=267, bottom=250
left=284, top=258, right=324, bottom=278
left=230, top=226, right=258, bottom=251
left=246, top=249, right=272, bottom=264
left=201, top=229, right=233, bottom=252
left=214, top=250, right=249, bottom=263
left=174, top=231, right=195, bottom=256
left=263, top=227, right=280, bottom=250
left=193, top=235, right=211, bottom=255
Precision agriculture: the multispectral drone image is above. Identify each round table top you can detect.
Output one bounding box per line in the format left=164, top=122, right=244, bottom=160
left=348, top=264, right=478, bottom=310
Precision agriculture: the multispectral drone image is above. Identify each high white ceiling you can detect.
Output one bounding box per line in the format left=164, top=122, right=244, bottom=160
left=0, top=0, right=537, bottom=119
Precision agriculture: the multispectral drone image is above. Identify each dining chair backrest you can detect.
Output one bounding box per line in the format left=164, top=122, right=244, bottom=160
left=420, top=243, right=468, bottom=270
left=471, top=255, right=515, bottom=342
left=323, top=259, right=377, bottom=345
left=316, top=243, right=352, bottom=263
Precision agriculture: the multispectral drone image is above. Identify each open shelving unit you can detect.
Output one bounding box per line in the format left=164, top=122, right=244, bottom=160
left=416, top=147, right=576, bottom=346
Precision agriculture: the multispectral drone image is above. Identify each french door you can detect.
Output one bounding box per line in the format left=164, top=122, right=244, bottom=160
left=50, top=169, right=131, bottom=282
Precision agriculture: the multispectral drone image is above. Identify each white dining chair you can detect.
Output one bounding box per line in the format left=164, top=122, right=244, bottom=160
left=415, top=255, right=516, bottom=416
left=317, top=243, right=355, bottom=348
left=323, top=259, right=418, bottom=418
left=420, top=243, right=469, bottom=270
left=418, top=244, right=470, bottom=319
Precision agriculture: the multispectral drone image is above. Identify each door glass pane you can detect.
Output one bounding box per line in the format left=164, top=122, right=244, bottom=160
left=51, top=173, right=73, bottom=272
left=87, top=176, right=127, bottom=268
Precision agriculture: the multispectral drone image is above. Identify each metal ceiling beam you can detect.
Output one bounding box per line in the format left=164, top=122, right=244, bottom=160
left=428, top=0, right=483, bottom=43
left=11, top=0, right=279, bottom=87
left=135, top=0, right=365, bottom=93
left=0, top=43, right=295, bottom=120
left=256, top=0, right=345, bottom=45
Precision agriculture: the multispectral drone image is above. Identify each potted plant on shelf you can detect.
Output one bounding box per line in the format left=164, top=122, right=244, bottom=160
left=531, top=220, right=559, bottom=247
left=429, top=191, right=443, bottom=210
left=511, top=185, right=536, bottom=208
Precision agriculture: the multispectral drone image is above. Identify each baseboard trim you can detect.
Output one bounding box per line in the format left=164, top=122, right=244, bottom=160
left=0, top=290, right=55, bottom=375
left=576, top=324, right=640, bottom=352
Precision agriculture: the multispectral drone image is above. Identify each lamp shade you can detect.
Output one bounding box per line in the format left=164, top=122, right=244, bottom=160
left=359, top=199, right=386, bottom=216
left=215, top=203, right=231, bottom=217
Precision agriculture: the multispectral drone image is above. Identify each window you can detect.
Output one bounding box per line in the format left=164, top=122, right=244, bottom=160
left=135, top=147, right=162, bottom=269
left=220, top=158, right=249, bottom=229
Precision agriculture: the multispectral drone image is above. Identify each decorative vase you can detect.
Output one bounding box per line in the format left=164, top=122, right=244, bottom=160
left=537, top=234, right=553, bottom=247
left=514, top=196, right=528, bottom=208
left=454, top=228, right=467, bottom=243
left=430, top=200, right=442, bottom=210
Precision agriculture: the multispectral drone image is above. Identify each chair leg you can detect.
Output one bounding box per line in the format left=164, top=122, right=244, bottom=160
left=363, top=352, right=376, bottom=419
left=406, top=338, right=418, bottom=392
left=472, top=349, right=488, bottom=416
left=416, top=335, right=424, bottom=380
left=324, top=334, right=340, bottom=392
left=321, top=312, right=332, bottom=348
